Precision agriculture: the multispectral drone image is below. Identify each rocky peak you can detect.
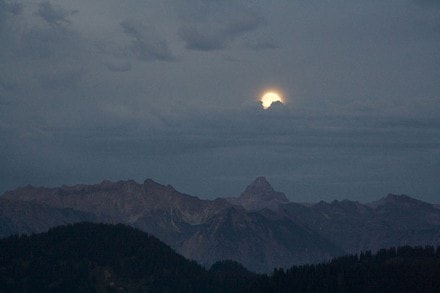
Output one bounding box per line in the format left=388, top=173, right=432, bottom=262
left=240, top=177, right=288, bottom=202
left=384, top=193, right=417, bottom=202
left=368, top=193, right=432, bottom=209
left=143, top=179, right=177, bottom=196
left=144, top=178, right=166, bottom=190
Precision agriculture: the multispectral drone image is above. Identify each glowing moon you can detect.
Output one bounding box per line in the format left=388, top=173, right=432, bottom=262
left=260, top=91, right=283, bottom=109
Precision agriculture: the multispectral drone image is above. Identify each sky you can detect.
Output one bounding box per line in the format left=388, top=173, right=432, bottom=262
left=1, top=0, right=439, bottom=203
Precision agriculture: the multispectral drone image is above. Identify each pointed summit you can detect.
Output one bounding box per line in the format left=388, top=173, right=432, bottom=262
left=225, top=176, right=290, bottom=211
left=240, top=177, right=288, bottom=202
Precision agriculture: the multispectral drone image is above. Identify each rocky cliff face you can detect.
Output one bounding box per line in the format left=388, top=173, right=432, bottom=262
left=2, top=178, right=440, bottom=272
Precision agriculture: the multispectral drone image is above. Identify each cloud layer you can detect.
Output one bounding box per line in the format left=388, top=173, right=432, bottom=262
left=121, top=18, right=175, bottom=61
left=1, top=0, right=439, bottom=203
left=178, top=12, right=265, bottom=51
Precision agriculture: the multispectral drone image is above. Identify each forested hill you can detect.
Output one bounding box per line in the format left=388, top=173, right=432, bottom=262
left=248, top=246, right=440, bottom=293
left=1, top=223, right=440, bottom=292
left=0, top=223, right=212, bottom=292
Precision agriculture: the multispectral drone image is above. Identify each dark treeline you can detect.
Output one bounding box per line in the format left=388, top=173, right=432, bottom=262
left=0, top=222, right=439, bottom=292
left=248, top=245, right=440, bottom=293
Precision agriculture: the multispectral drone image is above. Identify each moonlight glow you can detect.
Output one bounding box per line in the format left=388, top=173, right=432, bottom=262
left=261, top=91, right=284, bottom=109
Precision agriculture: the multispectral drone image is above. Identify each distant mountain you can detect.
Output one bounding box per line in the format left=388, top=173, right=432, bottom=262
left=0, top=198, right=95, bottom=238
left=2, top=179, right=231, bottom=249
left=226, top=176, right=289, bottom=211
left=180, top=206, right=342, bottom=272
left=2, top=178, right=440, bottom=272
left=282, top=194, right=440, bottom=254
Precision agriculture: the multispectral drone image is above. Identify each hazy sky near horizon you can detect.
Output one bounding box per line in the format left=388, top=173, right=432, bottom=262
left=1, top=0, right=439, bottom=202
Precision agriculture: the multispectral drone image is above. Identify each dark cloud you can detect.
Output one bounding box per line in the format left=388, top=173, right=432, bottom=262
left=36, top=1, right=76, bottom=27
left=415, top=0, right=440, bottom=8
left=15, top=28, right=77, bottom=59
left=120, top=19, right=175, bottom=62
left=0, top=0, right=22, bottom=16
left=0, top=78, right=16, bottom=105
left=105, top=60, right=132, bottom=72
left=39, top=69, right=83, bottom=90
left=177, top=4, right=266, bottom=51
left=178, top=25, right=226, bottom=51
left=0, top=0, right=21, bottom=30
left=413, top=0, right=440, bottom=33
left=246, top=40, right=279, bottom=51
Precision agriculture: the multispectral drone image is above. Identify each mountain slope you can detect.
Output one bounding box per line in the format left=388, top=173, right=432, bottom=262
left=2, top=178, right=440, bottom=273
left=181, top=206, right=343, bottom=272
left=282, top=195, right=440, bottom=253
left=2, top=178, right=343, bottom=272
left=0, top=198, right=95, bottom=238
left=2, top=179, right=231, bottom=248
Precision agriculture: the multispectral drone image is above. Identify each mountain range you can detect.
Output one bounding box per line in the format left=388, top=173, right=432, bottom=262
left=1, top=177, right=440, bottom=272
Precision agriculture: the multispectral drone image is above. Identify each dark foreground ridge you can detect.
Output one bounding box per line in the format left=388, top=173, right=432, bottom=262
left=1, top=223, right=440, bottom=292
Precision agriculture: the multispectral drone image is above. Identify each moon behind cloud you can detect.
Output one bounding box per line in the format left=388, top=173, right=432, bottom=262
left=260, top=91, right=284, bottom=109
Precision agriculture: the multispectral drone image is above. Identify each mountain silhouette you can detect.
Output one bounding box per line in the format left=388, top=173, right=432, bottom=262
left=2, top=177, right=440, bottom=272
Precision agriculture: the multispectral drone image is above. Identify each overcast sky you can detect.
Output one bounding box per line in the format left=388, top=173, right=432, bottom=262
left=1, top=0, right=439, bottom=202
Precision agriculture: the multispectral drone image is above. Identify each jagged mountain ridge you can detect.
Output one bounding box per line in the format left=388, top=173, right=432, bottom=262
left=282, top=194, right=440, bottom=253
left=1, top=178, right=342, bottom=272
left=1, top=177, right=440, bottom=272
